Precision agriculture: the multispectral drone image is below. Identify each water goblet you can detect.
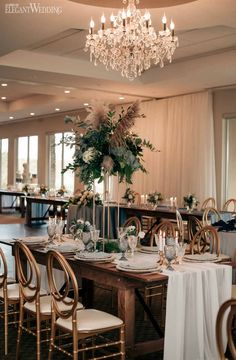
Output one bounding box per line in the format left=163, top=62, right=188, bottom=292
left=128, top=235, right=137, bottom=257
left=117, top=227, right=128, bottom=261
left=164, top=244, right=176, bottom=271
left=90, top=229, right=100, bottom=252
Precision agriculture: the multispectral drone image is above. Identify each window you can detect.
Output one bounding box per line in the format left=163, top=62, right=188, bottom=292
left=16, top=136, right=38, bottom=183
left=0, top=138, right=9, bottom=187
left=48, top=132, right=74, bottom=193
left=223, top=117, right=236, bottom=202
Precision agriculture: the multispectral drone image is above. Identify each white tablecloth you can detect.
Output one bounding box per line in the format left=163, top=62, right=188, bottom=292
left=219, top=231, right=236, bottom=261
left=164, top=262, right=232, bottom=360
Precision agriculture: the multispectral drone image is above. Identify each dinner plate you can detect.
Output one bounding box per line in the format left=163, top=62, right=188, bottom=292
left=139, top=246, right=159, bottom=253
left=47, top=243, right=79, bottom=253
left=116, top=264, right=160, bottom=273
left=18, top=236, right=47, bottom=245
left=118, top=261, right=157, bottom=270
left=74, top=252, right=114, bottom=262
left=184, top=253, right=218, bottom=262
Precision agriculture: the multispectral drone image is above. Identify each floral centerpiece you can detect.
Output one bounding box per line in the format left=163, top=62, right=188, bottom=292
left=62, top=100, right=157, bottom=186
left=183, top=193, right=199, bottom=210
left=122, top=188, right=137, bottom=204
left=69, top=218, right=93, bottom=250
left=147, top=191, right=163, bottom=206
left=39, top=185, right=48, bottom=196
left=57, top=185, right=66, bottom=197
left=22, top=184, right=30, bottom=194
left=126, top=225, right=145, bottom=239
left=67, top=189, right=102, bottom=208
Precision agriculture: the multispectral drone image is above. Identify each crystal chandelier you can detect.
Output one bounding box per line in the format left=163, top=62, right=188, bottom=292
left=85, top=0, right=179, bottom=81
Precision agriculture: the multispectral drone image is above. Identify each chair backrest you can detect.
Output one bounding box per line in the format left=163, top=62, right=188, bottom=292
left=0, top=247, right=7, bottom=289
left=122, top=217, right=141, bottom=234
left=187, top=216, right=203, bottom=243
left=150, top=221, right=175, bottom=246
left=222, top=198, right=236, bottom=213
left=216, top=298, right=236, bottom=360
left=202, top=207, right=221, bottom=226
left=201, top=197, right=216, bottom=210
left=176, top=210, right=184, bottom=241
left=14, top=241, right=41, bottom=303
left=141, top=216, right=156, bottom=233
left=190, top=225, right=220, bottom=256
left=47, top=250, right=78, bottom=319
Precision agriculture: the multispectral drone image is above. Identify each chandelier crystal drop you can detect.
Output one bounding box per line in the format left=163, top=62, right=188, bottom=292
left=85, top=0, right=179, bottom=81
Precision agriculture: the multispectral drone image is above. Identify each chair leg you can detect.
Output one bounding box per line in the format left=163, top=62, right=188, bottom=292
left=120, top=325, right=125, bottom=360
left=36, top=316, right=41, bottom=360
left=48, top=317, right=56, bottom=360
left=16, top=304, right=24, bottom=359
left=4, top=298, right=8, bottom=355
left=73, top=330, right=78, bottom=360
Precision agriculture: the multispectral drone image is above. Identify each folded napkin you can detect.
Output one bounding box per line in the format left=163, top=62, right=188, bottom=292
left=213, top=219, right=236, bottom=232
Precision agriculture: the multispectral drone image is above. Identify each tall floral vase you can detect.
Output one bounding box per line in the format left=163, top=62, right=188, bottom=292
left=102, top=172, right=111, bottom=248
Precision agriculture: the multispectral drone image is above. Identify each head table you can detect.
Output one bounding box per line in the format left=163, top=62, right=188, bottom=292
left=2, top=236, right=232, bottom=360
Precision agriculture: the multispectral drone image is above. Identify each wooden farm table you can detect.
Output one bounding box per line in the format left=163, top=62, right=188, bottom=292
left=25, top=196, right=68, bottom=226
left=0, top=189, right=25, bottom=216
left=4, top=238, right=167, bottom=358
left=120, top=204, right=204, bottom=221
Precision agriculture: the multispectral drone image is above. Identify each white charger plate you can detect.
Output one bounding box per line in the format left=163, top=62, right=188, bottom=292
left=184, top=253, right=218, bottom=262
left=139, top=246, right=159, bottom=253
left=47, top=243, right=79, bottom=253
left=116, top=264, right=160, bottom=273
left=118, top=261, right=157, bottom=270
left=19, top=236, right=47, bottom=245
left=74, top=252, right=114, bottom=262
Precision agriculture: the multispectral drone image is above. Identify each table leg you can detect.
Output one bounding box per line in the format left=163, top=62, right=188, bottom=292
left=118, top=287, right=135, bottom=355
left=26, top=199, right=32, bottom=226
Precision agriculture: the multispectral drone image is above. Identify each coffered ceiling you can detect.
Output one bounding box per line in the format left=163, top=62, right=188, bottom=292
left=0, top=0, right=236, bottom=123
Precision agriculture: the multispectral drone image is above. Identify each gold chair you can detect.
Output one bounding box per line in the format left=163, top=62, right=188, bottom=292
left=0, top=246, right=19, bottom=355
left=222, top=198, right=236, bottom=213
left=46, top=250, right=125, bottom=360
left=202, top=207, right=221, bottom=226
left=216, top=298, right=236, bottom=360
left=15, top=241, right=52, bottom=360
left=187, top=215, right=203, bottom=244
left=141, top=215, right=156, bottom=233
left=190, top=225, right=220, bottom=256
left=150, top=220, right=176, bottom=246
left=201, top=197, right=216, bottom=210
left=123, top=216, right=141, bottom=234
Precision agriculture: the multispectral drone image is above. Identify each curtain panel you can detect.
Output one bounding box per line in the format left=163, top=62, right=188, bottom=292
left=112, top=91, right=216, bottom=207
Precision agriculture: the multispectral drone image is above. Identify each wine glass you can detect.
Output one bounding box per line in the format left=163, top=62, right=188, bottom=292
left=164, top=244, right=176, bottom=271
left=176, top=242, right=186, bottom=264
left=47, top=223, right=56, bottom=243
left=128, top=235, right=137, bottom=257
left=55, top=220, right=64, bottom=242
left=117, top=227, right=128, bottom=261
left=90, top=229, right=100, bottom=252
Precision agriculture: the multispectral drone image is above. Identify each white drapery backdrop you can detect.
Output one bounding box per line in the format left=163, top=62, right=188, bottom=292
left=112, top=91, right=216, bottom=207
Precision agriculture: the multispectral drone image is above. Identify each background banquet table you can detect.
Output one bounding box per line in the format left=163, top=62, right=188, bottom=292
left=218, top=230, right=236, bottom=282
